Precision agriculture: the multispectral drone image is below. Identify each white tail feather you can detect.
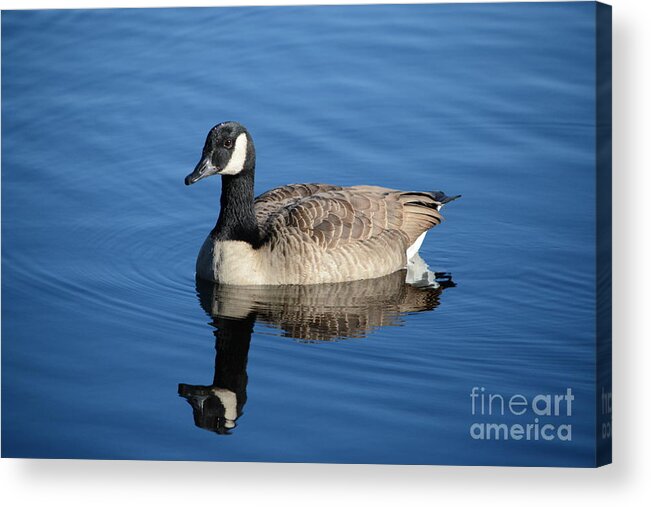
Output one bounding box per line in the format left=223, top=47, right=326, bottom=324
left=406, top=231, right=427, bottom=261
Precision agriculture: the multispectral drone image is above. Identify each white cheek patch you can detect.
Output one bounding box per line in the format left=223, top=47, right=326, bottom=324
left=213, top=388, right=238, bottom=425
left=219, top=133, right=248, bottom=175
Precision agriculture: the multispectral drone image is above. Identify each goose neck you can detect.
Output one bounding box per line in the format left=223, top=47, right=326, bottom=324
left=213, top=171, right=260, bottom=245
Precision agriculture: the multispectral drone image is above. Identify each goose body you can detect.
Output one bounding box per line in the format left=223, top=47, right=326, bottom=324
left=185, top=122, right=459, bottom=286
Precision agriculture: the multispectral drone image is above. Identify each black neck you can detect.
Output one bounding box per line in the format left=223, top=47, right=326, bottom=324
left=212, top=168, right=260, bottom=245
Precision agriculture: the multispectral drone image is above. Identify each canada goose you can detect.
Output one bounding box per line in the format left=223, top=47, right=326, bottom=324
left=184, top=122, right=460, bottom=285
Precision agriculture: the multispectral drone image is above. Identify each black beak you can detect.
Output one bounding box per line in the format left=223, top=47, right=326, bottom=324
left=185, top=158, right=214, bottom=186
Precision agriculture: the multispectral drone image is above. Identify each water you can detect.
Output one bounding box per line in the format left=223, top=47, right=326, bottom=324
left=2, top=3, right=598, bottom=466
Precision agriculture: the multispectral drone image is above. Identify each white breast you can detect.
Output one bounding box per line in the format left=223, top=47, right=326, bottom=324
left=196, top=236, right=267, bottom=285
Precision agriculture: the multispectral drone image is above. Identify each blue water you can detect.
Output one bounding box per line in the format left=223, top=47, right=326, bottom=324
left=2, top=3, right=599, bottom=466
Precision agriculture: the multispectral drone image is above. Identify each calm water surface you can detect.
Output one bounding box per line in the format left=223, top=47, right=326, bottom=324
left=2, top=3, right=597, bottom=465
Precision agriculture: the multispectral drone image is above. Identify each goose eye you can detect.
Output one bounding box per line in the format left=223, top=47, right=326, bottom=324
left=223, top=138, right=234, bottom=149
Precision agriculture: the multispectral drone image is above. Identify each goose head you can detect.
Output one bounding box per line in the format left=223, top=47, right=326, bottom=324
left=184, top=121, right=256, bottom=185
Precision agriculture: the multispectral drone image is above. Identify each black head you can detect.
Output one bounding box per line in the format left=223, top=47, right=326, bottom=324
left=184, top=122, right=256, bottom=185
left=178, top=384, right=241, bottom=434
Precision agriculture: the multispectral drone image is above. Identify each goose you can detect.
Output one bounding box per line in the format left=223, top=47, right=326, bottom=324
left=184, top=121, right=460, bottom=285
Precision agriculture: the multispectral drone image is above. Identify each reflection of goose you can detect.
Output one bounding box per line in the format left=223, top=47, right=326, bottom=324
left=203, top=266, right=454, bottom=341
left=184, top=121, right=460, bottom=285
left=178, top=314, right=252, bottom=434
left=178, top=268, right=454, bottom=433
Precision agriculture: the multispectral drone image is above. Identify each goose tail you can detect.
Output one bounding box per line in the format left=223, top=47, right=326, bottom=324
left=429, top=191, right=462, bottom=207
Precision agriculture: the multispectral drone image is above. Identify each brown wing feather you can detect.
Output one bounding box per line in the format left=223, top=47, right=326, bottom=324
left=254, top=183, right=343, bottom=237
left=259, top=185, right=446, bottom=251
left=249, top=184, right=456, bottom=284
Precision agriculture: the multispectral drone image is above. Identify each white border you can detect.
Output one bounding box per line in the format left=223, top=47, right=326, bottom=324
left=1, top=0, right=650, bottom=506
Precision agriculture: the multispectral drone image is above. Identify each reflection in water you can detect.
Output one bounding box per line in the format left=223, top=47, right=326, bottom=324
left=179, top=264, right=454, bottom=434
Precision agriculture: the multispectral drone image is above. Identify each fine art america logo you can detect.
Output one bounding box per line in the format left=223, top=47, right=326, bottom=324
left=469, top=387, right=574, bottom=442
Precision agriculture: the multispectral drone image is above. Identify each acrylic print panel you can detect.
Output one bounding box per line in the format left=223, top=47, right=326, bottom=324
left=1, top=2, right=611, bottom=466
